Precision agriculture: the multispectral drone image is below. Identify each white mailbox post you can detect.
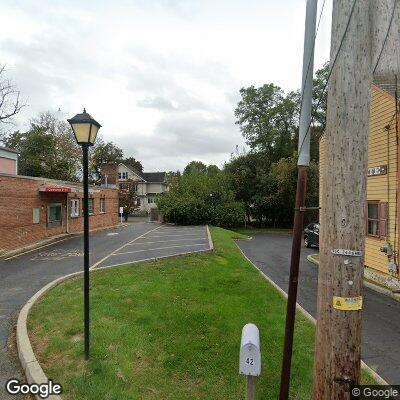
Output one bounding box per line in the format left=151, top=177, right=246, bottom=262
left=239, top=323, right=261, bottom=400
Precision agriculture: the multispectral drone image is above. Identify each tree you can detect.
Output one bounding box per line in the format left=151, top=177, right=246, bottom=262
left=234, top=64, right=328, bottom=166
left=234, top=84, right=299, bottom=162
left=225, top=152, right=319, bottom=228
left=311, top=62, right=329, bottom=130
left=122, top=156, right=143, bottom=172
left=183, top=160, right=207, bottom=175
left=0, top=64, right=25, bottom=136
left=206, top=165, right=220, bottom=176
left=90, top=139, right=123, bottom=183
left=119, top=180, right=139, bottom=221
left=3, top=111, right=81, bottom=181
left=157, top=168, right=244, bottom=227
left=224, top=152, right=264, bottom=224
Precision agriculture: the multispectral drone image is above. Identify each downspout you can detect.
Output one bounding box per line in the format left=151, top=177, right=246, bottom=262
left=66, top=193, right=69, bottom=234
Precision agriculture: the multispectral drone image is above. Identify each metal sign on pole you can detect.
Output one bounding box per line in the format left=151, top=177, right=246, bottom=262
left=279, top=1, right=317, bottom=399
left=119, top=206, right=123, bottom=223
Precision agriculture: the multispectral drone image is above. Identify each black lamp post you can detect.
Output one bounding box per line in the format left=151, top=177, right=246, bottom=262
left=67, top=108, right=101, bottom=360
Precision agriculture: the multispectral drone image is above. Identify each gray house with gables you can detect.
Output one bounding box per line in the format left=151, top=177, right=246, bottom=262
left=100, top=163, right=168, bottom=212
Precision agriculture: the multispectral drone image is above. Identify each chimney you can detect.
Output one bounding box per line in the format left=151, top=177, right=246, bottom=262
left=100, top=163, right=118, bottom=186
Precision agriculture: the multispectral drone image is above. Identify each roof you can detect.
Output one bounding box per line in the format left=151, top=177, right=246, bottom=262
left=119, top=163, right=166, bottom=183
left=0, top=172, right=116, bottom=191
left=0, top=146, right=19, bottom=154
left=141, top=172, right=166, bottom=183
left=373, top=75, right=399, bottom=99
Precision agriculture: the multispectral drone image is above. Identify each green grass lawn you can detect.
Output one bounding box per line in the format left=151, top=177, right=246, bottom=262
left=28, top=227, right=376, bottom=400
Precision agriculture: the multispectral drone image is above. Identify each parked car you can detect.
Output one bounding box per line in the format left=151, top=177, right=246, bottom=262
left=304, top=223, right=319, bottom=248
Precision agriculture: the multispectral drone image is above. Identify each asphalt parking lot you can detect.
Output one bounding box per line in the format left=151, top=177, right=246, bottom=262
left=0, top=222, right=211, bottom=399
left=95, top=225, right=211, bottom=268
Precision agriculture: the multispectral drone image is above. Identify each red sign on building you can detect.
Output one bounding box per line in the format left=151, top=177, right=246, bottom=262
left=40, top=186, right=72, bottom=193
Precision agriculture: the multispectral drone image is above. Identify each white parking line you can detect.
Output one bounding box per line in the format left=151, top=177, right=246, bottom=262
left=126, top=238, right=207, bottom=246
left=144, top=233, right=203, bottom=238
left=112, top=243, right=207, bottom=256
left=89, top=225, right=162, bottom=270
left=102, top=248, right=210, bottom=269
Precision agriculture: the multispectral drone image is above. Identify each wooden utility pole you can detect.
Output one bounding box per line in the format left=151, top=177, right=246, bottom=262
left=313, top=1, right=372, bottom=398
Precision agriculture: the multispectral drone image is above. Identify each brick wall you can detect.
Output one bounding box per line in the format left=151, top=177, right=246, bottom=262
left=100, top=163, right=118, bottom=185
left=0, top=174, right=119, bottom=252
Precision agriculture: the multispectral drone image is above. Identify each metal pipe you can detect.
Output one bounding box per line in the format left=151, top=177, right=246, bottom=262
left=280, top=0, right=317, bottom=397
left=298, top=0, right=318, bottom=167
left=279, top=166, right=308, bottom=399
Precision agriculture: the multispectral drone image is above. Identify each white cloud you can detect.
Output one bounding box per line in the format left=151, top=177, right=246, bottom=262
left=0, top=0, right=332, bottom=171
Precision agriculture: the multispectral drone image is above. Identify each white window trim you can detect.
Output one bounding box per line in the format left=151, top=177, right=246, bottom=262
left=88, top=198, right=94, bottom=215
left=100, top=198, right=105, bottom=214
left=70, top=199, right=80, bottom=218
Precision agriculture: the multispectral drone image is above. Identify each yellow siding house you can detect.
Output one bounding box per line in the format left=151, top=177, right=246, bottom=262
left=320, top=84, right=400, bottom=290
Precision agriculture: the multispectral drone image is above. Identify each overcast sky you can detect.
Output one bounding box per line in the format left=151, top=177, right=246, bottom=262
left=0, top=0, right=332, bottom=172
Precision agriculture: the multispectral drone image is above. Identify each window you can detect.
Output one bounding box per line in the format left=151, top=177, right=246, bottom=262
left=367, top=202, right=388, bottom=238
left=70, top=199, right=79, bottom=217
left=100, top=198, right=105, bottom=213
left=118, top=171, right=128, bottom=180
left=47, top=204, right=62, bottom=228
left=147, top=197, right=155, bottom=204
left=88, top=198, right=94, bottom=215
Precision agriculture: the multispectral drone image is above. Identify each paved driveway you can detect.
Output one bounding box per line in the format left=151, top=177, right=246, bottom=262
left=237, top=233, right=400, bottom=385
left=95, top=225, right=210, bottom=268
left=0, top=223, right=210, bottom=399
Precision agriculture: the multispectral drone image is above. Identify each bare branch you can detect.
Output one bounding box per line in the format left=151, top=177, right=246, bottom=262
left=0, top=63, right=26, bottom=125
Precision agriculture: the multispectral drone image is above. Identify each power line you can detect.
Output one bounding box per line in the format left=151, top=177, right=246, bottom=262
left=298, top=0, right=327, bottom=117
left=298, top=0, right=358, bottom=157
left=373, top=0, right=398, bottom=74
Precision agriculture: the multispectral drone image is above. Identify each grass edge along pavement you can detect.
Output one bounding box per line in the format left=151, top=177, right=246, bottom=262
left=25, top=227, right=378, bottom=400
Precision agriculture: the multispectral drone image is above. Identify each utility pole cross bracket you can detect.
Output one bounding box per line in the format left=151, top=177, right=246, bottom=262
left=294, top=206, right=321, bottom=212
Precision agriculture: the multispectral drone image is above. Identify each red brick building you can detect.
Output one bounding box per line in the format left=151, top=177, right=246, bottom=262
left=0, top=173, right=119, bottom=252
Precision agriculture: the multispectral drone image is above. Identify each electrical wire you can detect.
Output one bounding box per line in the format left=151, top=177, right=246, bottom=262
left=298, top=0, right=327, bottom=117
left=298, top=0, right=358, bottom=157
left=373, top=0, right=398, bottom=74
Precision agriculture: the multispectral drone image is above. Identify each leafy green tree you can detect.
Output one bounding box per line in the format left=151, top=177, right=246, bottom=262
left=234, top=84, right=299, bottom=161
left=224, top=152, right=264, bottom=223
left=90, top=138, right=124, bottom=182
left=157, top=168, right=244, bottom=227
left=312, top=62, right=329, bottom=130
left=122, top=156, right=143, bottom=172
left=206, top=164, right=220, bottom=176
left=183, top=160, right=208, bottom=175
left=4, top=111, right=81, bottom=181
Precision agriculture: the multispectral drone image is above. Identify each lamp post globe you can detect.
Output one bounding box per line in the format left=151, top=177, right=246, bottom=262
left=67, top=108, right=101, bottom=146
left=67, top=108, right=101, bottom=360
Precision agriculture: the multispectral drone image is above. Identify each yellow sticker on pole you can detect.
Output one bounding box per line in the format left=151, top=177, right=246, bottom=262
left=333, top=296, right=363, bottom=311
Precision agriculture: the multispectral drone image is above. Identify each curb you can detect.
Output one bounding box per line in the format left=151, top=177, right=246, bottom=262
left=206, top=225, right=214, bottom=251
left=307, top=254, right=400, bottom=303
left=306, top=254, right=319, bottom=266
left=17, top=271, right=82, bottom=400
left=236, top=244, right=389, bottom=386
left=16, top=225, right=214, bottom=400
